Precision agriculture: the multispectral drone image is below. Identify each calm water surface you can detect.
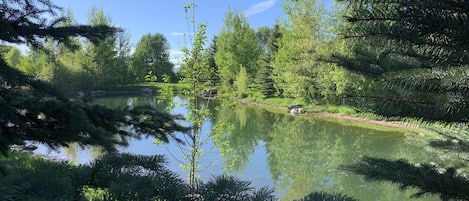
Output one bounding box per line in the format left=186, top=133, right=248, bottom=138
left=35, top=95, right=444, bottom=201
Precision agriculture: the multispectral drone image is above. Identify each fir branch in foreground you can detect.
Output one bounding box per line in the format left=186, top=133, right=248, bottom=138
left=342, top=157, right=469, bottom=201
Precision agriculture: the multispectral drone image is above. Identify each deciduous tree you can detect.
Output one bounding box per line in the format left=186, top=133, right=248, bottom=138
left=132, top=33, right=176, bottom=82
left=272, top=0, right=326, bottom=102
left=215, top=9, right=262, bottom=89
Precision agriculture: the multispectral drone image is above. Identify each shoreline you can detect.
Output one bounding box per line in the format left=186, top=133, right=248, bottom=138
left=100, top=87, right=421, bottom=131
left=238, top=98, right=420, bottom=130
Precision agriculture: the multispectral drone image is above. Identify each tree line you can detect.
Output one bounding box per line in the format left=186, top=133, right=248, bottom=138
left=1, top=0, right=362, bottom=105
left=175, top=1, right=366, bottom=107
left=1, top=8, right=177, bottom=95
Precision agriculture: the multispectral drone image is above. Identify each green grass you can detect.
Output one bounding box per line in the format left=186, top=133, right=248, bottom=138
left=249, top=97, right=306, bottom=107
left=314, top=115, right=422, bottom=133
left=303, top=104, right=358, bottom=115
left=240, top=96, right=442, bottom=132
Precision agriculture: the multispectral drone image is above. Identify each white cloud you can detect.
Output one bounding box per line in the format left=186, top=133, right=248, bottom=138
left=244, top=0, right=278, bottom=17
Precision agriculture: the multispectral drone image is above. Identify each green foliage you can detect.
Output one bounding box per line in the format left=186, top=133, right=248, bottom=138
left=204, top=37, right=221, bottom=86
left=196, top=175, right=275, bottom=201
left=4, top=7, right=137, bottom=93
left=255, top=24, right=281, bottom=99
left=82, top=8, right=120, bottom=88
left=263, top=98, right=305, bottom=107
left=272, top=0, right=329, bottom=102
left=215, top=9, right=262, bottom=88
left=315, top=63, right=351, bottom=104
left=132, top=33, right=176, bottom=82
left=18, top=50, right=49, bottom=75
left=145, top=70, right=158, bottom=82
left=303, top=104, right=357, bottom=115
left=294, top=192, right=357, bottom=201
left=339, top=0, right=469, bottom=66
left=85, top=153, right=189, bottom=200
left=342, top=157, right=469, bottom=200
left=0, top=153, right=189, bottom=201
left=332, top=0, right=469, bottom=123
left=256, top=26, right=271, bottom=51
left=3, top=46, right=23, bottom=68
left=256, top=55, right=276, bottom=99
left=234, top=67, right=249, bottom=98
left=1, top=152, right=284, bottom=201
left=0, top=154, right=81, bottom=200
left=179, top=36, right=220, bottom=87
left=81, top=186, right=116, bottom=201
left=1, top=46, right=50, bottom=76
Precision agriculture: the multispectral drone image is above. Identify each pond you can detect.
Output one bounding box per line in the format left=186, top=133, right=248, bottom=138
left=35, top=95, right=445, bottom=201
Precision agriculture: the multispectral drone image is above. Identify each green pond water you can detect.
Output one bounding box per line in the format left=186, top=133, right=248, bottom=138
left=36, top=95, right=447, bottom=201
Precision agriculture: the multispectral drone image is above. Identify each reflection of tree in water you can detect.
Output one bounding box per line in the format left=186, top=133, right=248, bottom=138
left=91, top=96, right=169, bottom=112
left=60, top=96, right=175, bottom=163
left=264, top=116, right=442, bottom=201
left=405, top=127, right=469, bottom=172
left=209, top=102, right=450, bottom=200
left=63, top=142, right=79, bottom=162
left=266, top=116, right=352, bottom=200
left=212, top=103, right=276, bottom=172
left=63, top=142, right=107, bottom=163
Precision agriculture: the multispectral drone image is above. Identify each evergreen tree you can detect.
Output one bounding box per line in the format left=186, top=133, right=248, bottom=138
left=334, top=0, right=469, bottom=199
left=333, top=0, right=469, bottom=123
left=294, top=192, right=357, bottom=201
left=0, top=153, right=190, bottom=200
left=205, top=36, right=220, bottom=86
left=0, top=0, right=189, bottom=154
left=257, top=55, right=276, bottom=98
left=267, top=24, right=281, bottom=56
left=196, top=175, right=275, bottom=201
left=256, top=24, right=281, bottom=98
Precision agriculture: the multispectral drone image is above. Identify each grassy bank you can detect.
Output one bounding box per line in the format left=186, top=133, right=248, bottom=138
left=239, top=97, right=423, bottom=131
left=238, top=94, right=451, bottom=133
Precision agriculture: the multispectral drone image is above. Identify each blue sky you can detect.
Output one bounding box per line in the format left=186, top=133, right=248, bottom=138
left=52, top=0, right=287, bottom=64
